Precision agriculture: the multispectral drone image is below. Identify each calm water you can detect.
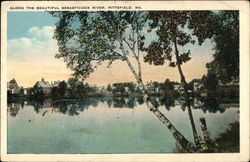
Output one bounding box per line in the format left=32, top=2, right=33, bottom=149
left=7, top=97, right=239, bottom=153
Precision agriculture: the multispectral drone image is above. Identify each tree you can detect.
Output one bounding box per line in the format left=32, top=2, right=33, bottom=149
left=67, top=77, right=79, bottom=97
left=19, top=87, right=25, bottom=96
left=58, top=81, right=68, bottom=97
left=67, top=77, right=88, bottom=97
left=161, top=79, right=175, bottom=93
left=107, top=84, right=112, bottom=92
left=76, top=82, right=86, bottom=97
left=112, top=84, right=125, bottom=95
left=123, top=82, right=136, bottom=93
left=144, top=11, right=216, bottom=146
left=189, top=78, right=203, bottom=92
left=201, top=72, right=218, bottom=91
left=145, top=11, right=215, bottom=94
left=51, top=11, right=194, bottom=151
left=206, top=11, right=239, bottom=84
left=51, top=86, right=60, bottom=99
left=67, top=77, right=78, bottom=89
left=51, top=81, right=68, bottom=99
left=33, top=84, right=44, bottom=99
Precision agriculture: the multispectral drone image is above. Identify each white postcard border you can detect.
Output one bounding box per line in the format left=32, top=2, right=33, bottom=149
left=1, top=1, right=249, bottom=161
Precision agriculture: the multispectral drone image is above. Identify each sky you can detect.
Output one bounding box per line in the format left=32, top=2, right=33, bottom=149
left=7, top=11, right=214, bottom=88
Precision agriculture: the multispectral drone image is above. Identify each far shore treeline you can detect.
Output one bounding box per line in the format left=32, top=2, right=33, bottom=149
left=7, top=76, right=239, bottom=101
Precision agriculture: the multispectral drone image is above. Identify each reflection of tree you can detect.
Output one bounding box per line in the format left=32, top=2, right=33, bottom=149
left=125, top=97, right=136, bottom=108
left=112, top=97, right=143, bottom=109
left=51, top=98, right=101, bottom=116
left=193, top=97, right=226, bottom=114
left=67, top=104, right=80, bottom=116
left=20, top=101, right=24, bottom=108
left=159, top=96, right=175, bottom=111
left=8, top=103, right=21, bottom=117
left=136, top=97, right=144, bottom=105
left=112, top=98, right=126, bottom=108
left=107, top=98, right=113, bottom=108
left=33, top=100, right=45, bottom=113
left=8, top=96, right=234, bottom=118
left=202, top=98, right=221, bottom=113
left=52, top=101, right=81, bottom=116
left=173, top=96, right=234, bottom=114
left=57, top=102, right=68, bottom=114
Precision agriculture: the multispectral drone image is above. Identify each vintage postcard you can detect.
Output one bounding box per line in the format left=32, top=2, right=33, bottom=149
left=1, top=1, right=249, bottom=161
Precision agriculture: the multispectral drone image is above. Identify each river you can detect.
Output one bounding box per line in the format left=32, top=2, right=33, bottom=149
left=7, top=96, right=239, bottom=153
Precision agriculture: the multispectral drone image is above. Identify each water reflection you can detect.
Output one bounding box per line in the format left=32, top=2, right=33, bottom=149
left=7, top=103, right=21, bottom=117
left=173, top=121, right=239, bottom=153
left=7, top=96, right=239, bottom=154
left=7, top=96, right=239, bottom=118
left=192, top=96, right=239, bottom=114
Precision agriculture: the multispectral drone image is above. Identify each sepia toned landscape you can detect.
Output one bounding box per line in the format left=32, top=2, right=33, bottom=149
left=7, top=10, right=239, bottom=153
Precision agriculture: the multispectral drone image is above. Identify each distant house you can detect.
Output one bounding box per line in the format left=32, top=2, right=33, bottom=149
left=34, top=78, right=52, bottom=94
left=173, top=83, right=183, bottom=91
left=96, top=86, right=108, bottom=94
left=23, top=89, right=28, bottom=95
left=7, top=78, right=21, bottom=94
left=193, top=81, right=203, bottom=91
left=112, top=83, right=131, bottom=95
left=51, top=81, right=60, bottom=87
left=124, top=87, right=129, bottom=93
left=146, top=81, right=160, bottom=93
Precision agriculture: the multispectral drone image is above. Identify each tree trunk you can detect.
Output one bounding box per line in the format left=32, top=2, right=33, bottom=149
left=125, top=57, right=194, bottom=152
left=174, top=40, right=199, bottom=146
left=200, top=117, right=209, bottom=144
left=109, top=18, right=195, bottom=152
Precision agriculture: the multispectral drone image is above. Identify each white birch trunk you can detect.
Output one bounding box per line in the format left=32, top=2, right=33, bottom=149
left=124, top=56, right=194, bottom=152
left=108, top=17, right=195, bottom=152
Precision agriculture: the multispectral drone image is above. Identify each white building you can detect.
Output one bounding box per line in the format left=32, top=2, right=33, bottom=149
left=35, top=78, right=52, bottom=94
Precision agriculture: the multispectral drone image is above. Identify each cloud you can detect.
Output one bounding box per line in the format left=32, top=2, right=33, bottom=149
left=28, top=26, right=55, bottom=41
left=7, top=26, right=58, bottom=61
left=7, top=26, right=214, bottom=87
left=7, top=26, right=72, bottom=87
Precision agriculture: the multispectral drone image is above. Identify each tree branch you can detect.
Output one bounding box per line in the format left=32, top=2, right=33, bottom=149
left=136, top=19, right=142, bottom=79
left=121, top=37, right=134, bottom=54
left=110, top=49, right=124, bottom=58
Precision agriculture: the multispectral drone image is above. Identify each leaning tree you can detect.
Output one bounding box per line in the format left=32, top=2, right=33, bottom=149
left=144, top=11, right=216, bottom=146
left=50, top=11, right=195, bottom=152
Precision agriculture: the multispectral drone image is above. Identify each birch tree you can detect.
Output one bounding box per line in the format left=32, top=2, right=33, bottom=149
left=51, top=11, right=195, bottom=152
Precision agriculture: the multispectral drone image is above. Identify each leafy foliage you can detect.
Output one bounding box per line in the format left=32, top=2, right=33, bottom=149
left=33, top=84, right=44, bottom=99
left=144, top=11, right=215, bottom=67
left=50, top=11, right=148, bottom=80
left=107, top=84, right=112, bottom=92
left=51, top=81, right=68, bottom=99
left=206, top=11, right=239, bottom=84
left=201, top=72, right=218, bottom=91
left=67, top=77, right=97, bottom=98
